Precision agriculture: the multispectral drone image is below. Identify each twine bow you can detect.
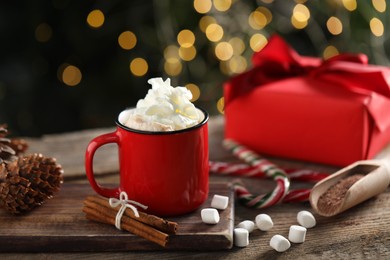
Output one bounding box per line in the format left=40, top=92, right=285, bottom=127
left=109, top=191, right=148, bottom=230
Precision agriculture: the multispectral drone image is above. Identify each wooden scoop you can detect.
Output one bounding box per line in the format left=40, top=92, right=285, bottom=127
left=309, top=160, right=390, bottom=217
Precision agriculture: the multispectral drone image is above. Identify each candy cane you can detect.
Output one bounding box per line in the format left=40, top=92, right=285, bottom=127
left=222, top=139, right=290, bottom=208
left=283, top=189, right=311, bottom=203
left=214, top=139, right=328, bottom=208
left=231, top=180, right=312, bottom=204
left=209, top=161, right=328, bottom=182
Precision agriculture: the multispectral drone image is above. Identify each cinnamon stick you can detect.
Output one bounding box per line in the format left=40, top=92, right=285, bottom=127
left=86, top=195, right=178, bottom=234
left=83, top=201, right=168, bottom=247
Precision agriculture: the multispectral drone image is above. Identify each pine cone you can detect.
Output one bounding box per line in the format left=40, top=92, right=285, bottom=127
left=0, top=125, right=18, bottom=164
left=9, top=138, right=29, bottom=155
left=0, top=124, right=29, bottom=157
left=0, top=153, right=64, bottom=214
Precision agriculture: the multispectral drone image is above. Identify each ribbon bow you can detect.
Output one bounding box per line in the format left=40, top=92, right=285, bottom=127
left=109, top=191, right=148, bottom=230
left=225, top=35, right=390, bottom=105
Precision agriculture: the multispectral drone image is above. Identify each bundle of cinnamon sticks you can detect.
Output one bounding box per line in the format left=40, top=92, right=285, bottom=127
left=83, top=195, right=178, bottom=247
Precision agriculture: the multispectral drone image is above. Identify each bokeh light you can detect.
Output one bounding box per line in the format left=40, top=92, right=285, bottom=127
left=177, top=29, right=195, bottom=48
left=199, top=16, right=217, bottom=32
left=205, top=23, right=224, bottom=42
left=130, top=58, right=148, bottom=76
left=164, top=59, right=182, bottom=76
left=249, top=10, right=267, bottom=30
left=87, top=9, right=105, bottom=28
left=164, top=45, right=180, bottom=60
left=250, top=34, right=268, bottom=52
left=370, top=17, right=384, bottom=36
left=179, top=46, right=197, bottom=61
left=185, top=83, right=201, bottom=102
left=327, top=16, right=343, bottom=35
left=323, top=45, right=339, bottom=59
left=294, top=3, right=310, bottom=17
left=291, top=15, right=308, bottom=29
left=257, top=7, right=273, bottom=24
left=118, top=31, right=137, bottom=50
left=342, top=0, right=357, bottom=11
left=229, top=37, right=246, bottom=55
left=291, top=4, right=310, bottom=29
left=35, top=23, right=52, bottom=43
left=213, top=0, right=232, bottom=12
left=215, top=42, right=233, bottom=61
left=194, top=0, right=212, bottom=14
left=229, top=56, right=247, bottom=74
left=61, top=64, right=82, bottom=86
left=372, top=0, right=386, bottom=12
left=217, top=97, right=224, bottom=114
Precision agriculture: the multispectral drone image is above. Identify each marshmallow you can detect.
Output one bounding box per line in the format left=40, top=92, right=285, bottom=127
left=234, top=228, right=249, bottom=247
left=211, top=194, right=229, bottom=210
left=201, top=208, right=220, bottom=224
left=236, top=220, right=255, bottom=233
left=255, top=213, right=273, bottom=231
left=288, top=225, right=307, bottom=243
left=297, top=210, right=316, bottom=228
left=270, top=234, right=291, bottom=252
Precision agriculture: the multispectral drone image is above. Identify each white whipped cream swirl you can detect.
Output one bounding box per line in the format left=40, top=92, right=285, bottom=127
left=118, top=78, right=202, bottom=131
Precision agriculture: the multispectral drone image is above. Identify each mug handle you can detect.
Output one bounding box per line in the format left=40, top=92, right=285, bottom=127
left=85, top=131, right=120, bottom=198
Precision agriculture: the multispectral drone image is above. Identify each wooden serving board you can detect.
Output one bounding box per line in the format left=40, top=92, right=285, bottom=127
left=0, top=182, right=234, bottom=252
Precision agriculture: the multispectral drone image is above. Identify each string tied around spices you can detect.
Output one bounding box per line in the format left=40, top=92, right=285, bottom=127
left=109, top=191, right=148, bottom=230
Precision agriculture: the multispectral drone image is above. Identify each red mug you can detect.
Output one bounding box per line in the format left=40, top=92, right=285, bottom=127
left=85, top=107, right=209, bottom=216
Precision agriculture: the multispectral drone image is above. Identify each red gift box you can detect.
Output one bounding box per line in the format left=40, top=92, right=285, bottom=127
left=224, top=35, right=390, bottom=166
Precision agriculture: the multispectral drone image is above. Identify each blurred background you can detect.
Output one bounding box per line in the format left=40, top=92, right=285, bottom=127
left=0, top=0, right=388, bottom=136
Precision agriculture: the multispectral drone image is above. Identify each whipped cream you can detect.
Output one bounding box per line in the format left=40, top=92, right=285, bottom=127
left=118, top=78, right=202, bottom=131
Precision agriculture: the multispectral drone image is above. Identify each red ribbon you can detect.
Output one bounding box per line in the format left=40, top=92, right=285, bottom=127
left=225, top=35, right=390, bottom=105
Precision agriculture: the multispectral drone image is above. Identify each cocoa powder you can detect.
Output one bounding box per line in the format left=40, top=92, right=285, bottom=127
left=317, top=174, right=365, bottom=215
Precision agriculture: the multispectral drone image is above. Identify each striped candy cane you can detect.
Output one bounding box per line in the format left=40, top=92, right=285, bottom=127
left=209, top=161, right=328, bottom=182
left=223, top=139, right=290, bottom=208
left=211, top=139, right=328, bottom=208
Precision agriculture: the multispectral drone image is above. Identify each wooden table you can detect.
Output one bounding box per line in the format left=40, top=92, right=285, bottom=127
left=2, top=116, right=389, bottom=259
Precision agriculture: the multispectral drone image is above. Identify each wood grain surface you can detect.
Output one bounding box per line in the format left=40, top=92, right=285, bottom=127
left=0, top=183, right=234, bottom=252
left=1, top=116, right=390, bottom=259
